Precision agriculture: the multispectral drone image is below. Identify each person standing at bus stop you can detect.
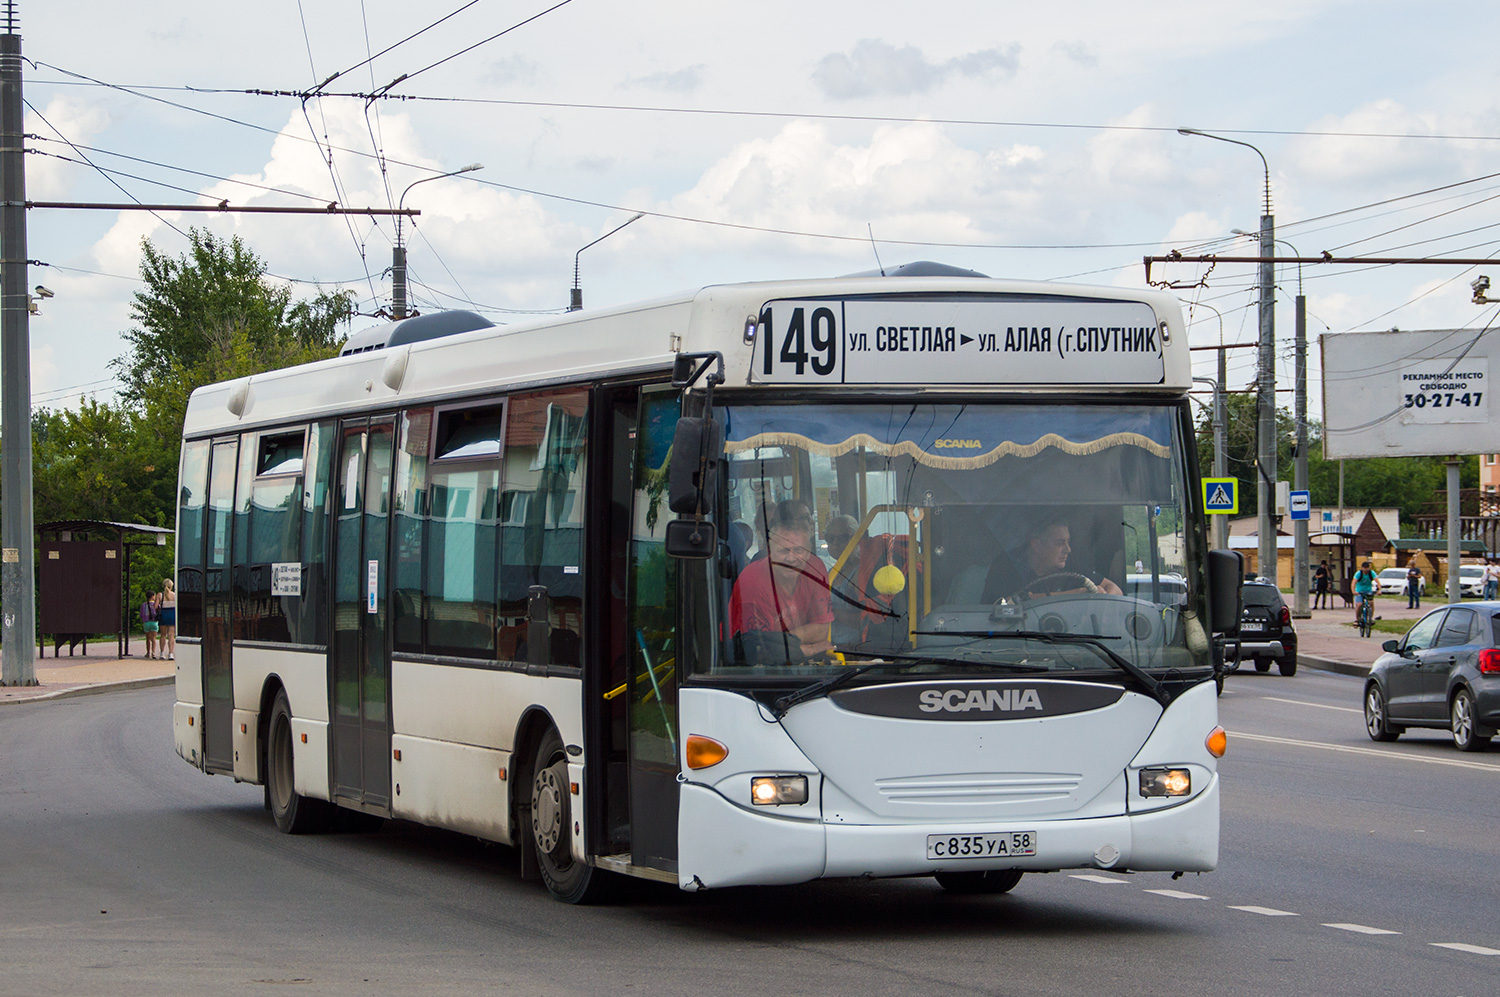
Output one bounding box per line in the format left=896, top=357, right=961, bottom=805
left=159, top=577, right=178, bottom=660
left=140, top=590, right=160, bottom=659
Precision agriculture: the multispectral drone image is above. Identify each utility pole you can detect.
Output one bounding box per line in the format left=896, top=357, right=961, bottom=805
left=1216, top=346, right=1228, bottom=551
left=1178, top=128, right=1276, bottom=583
left=0, top=10, right=35, bottom=686
left=1257, top=210, right=1277, bottom=586
left=1446, top=458, right=1463, bottom=603
left=1293, top=293, right=1309, bottom=616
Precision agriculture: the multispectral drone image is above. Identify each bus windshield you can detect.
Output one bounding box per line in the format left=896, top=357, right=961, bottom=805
left=700, top=401, right=1207, bottom=680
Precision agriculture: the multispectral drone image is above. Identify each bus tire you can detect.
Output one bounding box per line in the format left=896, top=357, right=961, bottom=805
left=934, top=869, right=1023, bottom=894
left=529, top=727, right=610, bottom=904
left=266, top=689, right=335, bottom=834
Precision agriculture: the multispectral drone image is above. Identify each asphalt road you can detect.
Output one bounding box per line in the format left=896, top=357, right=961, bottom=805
left=3, top=678, right=1498, bottom=996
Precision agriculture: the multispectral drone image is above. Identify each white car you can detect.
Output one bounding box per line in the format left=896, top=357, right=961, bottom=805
left=1458, top=564, right=1488, bottom=598
left=1377, top=567, right=1423, bottom=596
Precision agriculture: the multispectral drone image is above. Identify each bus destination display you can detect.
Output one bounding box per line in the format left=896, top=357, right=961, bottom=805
left=752, top=298, right=1167, bottom=385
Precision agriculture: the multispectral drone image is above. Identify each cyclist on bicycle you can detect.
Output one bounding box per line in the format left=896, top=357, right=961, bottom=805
left=1353, top=561, right=1378, bottom=632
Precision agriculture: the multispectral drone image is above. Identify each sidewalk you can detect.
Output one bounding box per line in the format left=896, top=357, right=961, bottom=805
left=1285, top=596, right=1435, bottom=678
left=0, top=638, right=175, bottom=704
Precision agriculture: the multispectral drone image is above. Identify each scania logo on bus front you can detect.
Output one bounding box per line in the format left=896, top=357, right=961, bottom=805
left=919, top=687, right=1042, bottom=713
left=829, top=681, right=1124, bottom=721
left=933, top=438, right=982, bottom=449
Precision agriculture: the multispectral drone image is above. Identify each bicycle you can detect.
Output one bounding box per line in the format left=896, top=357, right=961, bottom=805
left=1356, top=595, right=1374, bottom=638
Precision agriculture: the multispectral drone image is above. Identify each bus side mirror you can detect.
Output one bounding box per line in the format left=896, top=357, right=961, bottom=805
left=1207, top=549, right=1243, bottom=633
left=667, top=416, right=723, bottom=515
left=664, top=518, right=717, bottom=559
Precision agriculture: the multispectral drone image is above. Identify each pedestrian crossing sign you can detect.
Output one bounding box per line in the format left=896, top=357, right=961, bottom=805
left=1203, top=477, right=1238, bottom=514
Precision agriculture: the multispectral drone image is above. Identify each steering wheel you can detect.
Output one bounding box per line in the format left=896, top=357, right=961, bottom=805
left=1005, top=572, right=1097, bottom=603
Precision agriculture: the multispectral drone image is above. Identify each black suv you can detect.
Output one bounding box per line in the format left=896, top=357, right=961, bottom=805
left=1225, top=580, right=1299, bottom=677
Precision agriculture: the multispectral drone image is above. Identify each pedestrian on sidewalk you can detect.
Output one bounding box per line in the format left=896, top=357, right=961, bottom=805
left=160, top=578, right=177, bottom=660
left=1485, top=560, right=1499, bottom=601
left=139, top=591, right=160, bottom=658
left=1405, top=564, right=1423, bottom=609
left=1313, top=560, right=1331, bottom=609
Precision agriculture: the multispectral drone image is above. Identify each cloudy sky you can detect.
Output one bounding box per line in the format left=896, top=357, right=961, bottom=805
left=20, top=1, right=1500, bottom=418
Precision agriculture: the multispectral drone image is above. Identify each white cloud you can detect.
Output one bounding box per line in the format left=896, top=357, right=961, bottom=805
left=25, top=97, right=111, bottom=200
left=812, top=39, right=1020, bottom=99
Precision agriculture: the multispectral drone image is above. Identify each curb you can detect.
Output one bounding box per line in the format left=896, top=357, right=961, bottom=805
left=0, top=674, right=173, bottom=705
left=1297, top=654, right=1370, bottom=679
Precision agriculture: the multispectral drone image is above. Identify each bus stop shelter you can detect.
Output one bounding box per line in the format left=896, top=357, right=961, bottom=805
left=36, top=520, right=172, bottom=657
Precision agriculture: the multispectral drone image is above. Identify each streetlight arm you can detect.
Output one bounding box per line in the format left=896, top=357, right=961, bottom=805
left=1178, top=128, right=1271, bottom=215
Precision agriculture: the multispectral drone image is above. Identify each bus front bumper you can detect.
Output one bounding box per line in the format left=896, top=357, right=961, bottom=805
left=677, top=775, right=1219, bottom=890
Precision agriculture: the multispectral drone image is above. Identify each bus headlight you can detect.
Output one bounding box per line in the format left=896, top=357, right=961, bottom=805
left=750, top=775, right=808, bottom=806
left=1139, top=767, right=1192, bottom=798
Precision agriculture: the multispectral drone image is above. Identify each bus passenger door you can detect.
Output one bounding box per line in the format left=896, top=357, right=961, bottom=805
left=331, top=417, right=395, bottom=812
left=202, top=437, right=239, bottom=775
left=626, top=389, right=681, bottom=870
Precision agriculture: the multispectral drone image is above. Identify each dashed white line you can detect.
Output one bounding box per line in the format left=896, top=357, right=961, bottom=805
left=1432, top=942, right=1500, bottom=956
left=1144, top=889, right=1210, bottom=900
left=1069, top=874, right=1128, bottom=884
left=1324, top=923, right=1400, bottom=935
left=1230, top=731, right=1500, bottom=772
left=1261, top=696, right=1361, bottom=714
left=1230, top=905, right=1298, bottom=916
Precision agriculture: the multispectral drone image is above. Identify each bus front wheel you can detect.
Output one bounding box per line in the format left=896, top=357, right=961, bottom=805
left=934, top=869, right=1023, bottom=894
left=529, top=727, right=610, bottom=904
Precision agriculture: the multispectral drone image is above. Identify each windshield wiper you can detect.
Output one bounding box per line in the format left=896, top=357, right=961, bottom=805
left=911, top=629, right=1169, bottom=704
left=771, top=652, right=1046, bottom=719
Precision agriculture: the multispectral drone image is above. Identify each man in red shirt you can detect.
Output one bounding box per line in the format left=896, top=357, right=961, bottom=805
left=730, top=519, right=833, bottom=657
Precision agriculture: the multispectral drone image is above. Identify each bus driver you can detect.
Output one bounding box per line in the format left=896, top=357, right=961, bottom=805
left=729, top=509, right=834, bottom=657
left=982, top=517, right=1123, bottom=604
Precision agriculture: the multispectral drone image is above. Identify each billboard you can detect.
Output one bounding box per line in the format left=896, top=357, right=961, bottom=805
left=1321, top=328, right=1499, bottom=458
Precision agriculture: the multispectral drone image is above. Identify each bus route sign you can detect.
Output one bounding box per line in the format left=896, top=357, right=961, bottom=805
left=752, top=298, right=1167, bottom=385
left=1203, top=477, right=1238, bottom=515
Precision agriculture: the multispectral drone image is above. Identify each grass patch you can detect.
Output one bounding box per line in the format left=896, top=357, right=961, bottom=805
left=1342, top=617, right=1415, bottom=636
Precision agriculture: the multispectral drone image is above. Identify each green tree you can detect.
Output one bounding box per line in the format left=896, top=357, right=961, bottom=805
left=113, top=227, right=351, bottom=414
left=1194, top=392, right=1295, bottom=518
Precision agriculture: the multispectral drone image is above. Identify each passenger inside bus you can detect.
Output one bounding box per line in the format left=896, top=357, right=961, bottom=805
left=981, top=515, right=1124, bottom=604
left=728, top=502, right=834, bottom=658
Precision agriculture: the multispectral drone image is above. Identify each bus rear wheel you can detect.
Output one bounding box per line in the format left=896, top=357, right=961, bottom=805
left=529, top=728, right=609, bottom=904
left=934, top=869, right=1024, bottom=894
left=266, top=689, right=335, bottom=834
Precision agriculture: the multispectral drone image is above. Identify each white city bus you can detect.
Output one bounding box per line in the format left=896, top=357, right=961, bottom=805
left=172, top=262, right=1239, bottom=903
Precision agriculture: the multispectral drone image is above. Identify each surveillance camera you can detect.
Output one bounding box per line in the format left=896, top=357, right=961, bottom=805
left=1473, top=275, right=1490, bottom=293
left=33, top=285, right=54, bottom=299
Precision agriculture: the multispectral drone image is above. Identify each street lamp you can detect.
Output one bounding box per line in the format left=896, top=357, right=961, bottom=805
left=569, top=212, right=645, bottom=311
left=1181, top=128, right=1277, bottom=587
left=392, top=162, right=483, bottom=320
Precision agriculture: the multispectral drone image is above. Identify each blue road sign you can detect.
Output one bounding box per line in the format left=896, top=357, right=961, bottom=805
left=1289, top=489, right=1311, bottom=521
left=1203, top=477, right=1238, bottom=514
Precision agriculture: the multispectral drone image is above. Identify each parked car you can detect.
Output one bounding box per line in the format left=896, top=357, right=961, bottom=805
left=1124, top=572, right=1188, bottom=608
left=1377, top=567, right=1424, bottom=596
left=1458, top=564, right=1487, bottom=598
left=1224, top=580, right=1298, bottom=677
left=1364, top=602, right=1500, bottom=751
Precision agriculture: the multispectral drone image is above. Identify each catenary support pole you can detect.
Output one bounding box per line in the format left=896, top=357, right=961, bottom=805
left=1293, top=294, right=1309, bottom=617
left=1257, top=213, right=1277, bottom=587
left=0, top=24, right=36, bottom=685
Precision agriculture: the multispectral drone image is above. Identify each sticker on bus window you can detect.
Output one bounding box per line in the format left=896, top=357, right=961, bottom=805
left=367, top=560, right=378, bottom=613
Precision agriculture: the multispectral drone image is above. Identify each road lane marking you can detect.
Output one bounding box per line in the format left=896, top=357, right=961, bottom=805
left=1432, top=942, right=1500, bottom=955
left=1324, top=923, right=1399, bottom=935
left=1261, top=696, right=1361, bottom=714
left=1069, top=874, right=1127, bottom=884
left=1144, top=889, right=1209, bottom=900
left=1229, top=731, right=1500, bottom=772
left=1229, top=905, right=1298, bottom=916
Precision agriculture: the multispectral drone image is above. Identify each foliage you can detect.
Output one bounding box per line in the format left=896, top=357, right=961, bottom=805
left=19, top=228, right=353, bottom=569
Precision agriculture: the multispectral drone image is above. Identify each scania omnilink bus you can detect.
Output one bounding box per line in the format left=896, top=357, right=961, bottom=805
left=172, top=262, right=1239, bottom=902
